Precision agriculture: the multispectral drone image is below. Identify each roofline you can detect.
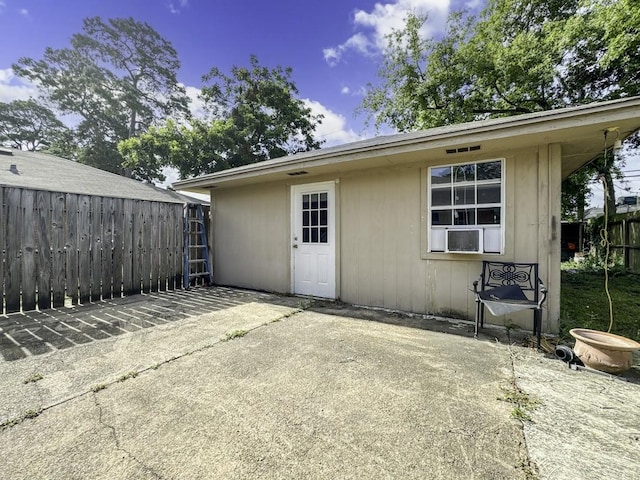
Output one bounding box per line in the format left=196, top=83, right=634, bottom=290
left=173, top=96, right=640, bottom=190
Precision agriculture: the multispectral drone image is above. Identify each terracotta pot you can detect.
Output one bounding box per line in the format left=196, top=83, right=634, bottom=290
left=570, top=328, right=640, bottom=374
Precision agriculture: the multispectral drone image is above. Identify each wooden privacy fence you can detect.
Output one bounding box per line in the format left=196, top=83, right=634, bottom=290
left=0, top=186, right=184, bottom=314
left=607, top=216, right=640, bottom=273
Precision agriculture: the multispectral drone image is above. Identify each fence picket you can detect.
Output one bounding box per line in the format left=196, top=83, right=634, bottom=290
left=78, top=195, right=91, bottom=304
left=101, top=197, right=114, bottom=299
left=65, top=194, right=79, bottom=305
left=36, top=191, right=52, bottom=310
left=21, top=189, right=37, bottom=311
left=52, top=193, right=66, bottom=307
left=112, top=198, right=124, bottom=298
left=5, top=189, right=21, bottom=313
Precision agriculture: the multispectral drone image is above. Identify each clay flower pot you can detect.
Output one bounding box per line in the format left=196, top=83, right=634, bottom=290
left=570, top=328, right=640, bottom=374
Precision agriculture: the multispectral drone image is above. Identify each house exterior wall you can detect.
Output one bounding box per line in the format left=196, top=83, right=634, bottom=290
left=209, top=144, right=562, bottom=332
left=210, top=182, right=291, bottom=293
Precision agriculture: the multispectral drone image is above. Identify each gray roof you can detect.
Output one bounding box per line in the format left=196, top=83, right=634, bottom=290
left=0, top=148, right=184, bottom=203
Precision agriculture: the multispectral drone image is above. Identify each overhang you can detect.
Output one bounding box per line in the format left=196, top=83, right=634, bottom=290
left=173, top=97, right=640, bottom=193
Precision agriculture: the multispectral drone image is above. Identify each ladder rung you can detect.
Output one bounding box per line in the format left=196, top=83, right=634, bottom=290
left=189, top=272, right=210, bottom=278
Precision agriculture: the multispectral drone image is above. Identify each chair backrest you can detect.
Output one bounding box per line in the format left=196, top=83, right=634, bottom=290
left=480, top=261, right=539, bottom=302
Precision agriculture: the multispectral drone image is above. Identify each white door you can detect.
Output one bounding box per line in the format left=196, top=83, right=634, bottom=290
left=291, top=182, right=336, bottom=298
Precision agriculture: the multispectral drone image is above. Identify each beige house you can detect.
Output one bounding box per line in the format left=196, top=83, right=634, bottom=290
left=174, top=97, right=640, bottom=333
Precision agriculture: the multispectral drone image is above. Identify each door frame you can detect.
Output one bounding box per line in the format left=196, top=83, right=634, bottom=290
left=290, top=181, right=338, bottom=298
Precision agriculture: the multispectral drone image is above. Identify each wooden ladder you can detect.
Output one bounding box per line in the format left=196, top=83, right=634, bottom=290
left=183, top=203, right=212, bottom=288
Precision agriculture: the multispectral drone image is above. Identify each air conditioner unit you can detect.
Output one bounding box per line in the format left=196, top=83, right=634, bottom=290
left=445, top=229, right=483, bottom=253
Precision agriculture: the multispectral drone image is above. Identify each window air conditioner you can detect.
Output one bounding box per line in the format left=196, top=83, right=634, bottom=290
left=445, top=229, right=483, bottom=253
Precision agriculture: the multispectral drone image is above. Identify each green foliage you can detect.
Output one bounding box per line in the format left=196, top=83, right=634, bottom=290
left=120, top=55, right=323, bottom=179
left=361, top=0, right=640, bottom=211
left=0, top=99, right=68, bottom=151
left=13, top=16, right=189, bottom=179
left=560, top=269, right=640, bottom=341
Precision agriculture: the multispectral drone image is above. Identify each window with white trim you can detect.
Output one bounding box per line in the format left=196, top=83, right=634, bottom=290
left=428, top=159, right=504, bottom=254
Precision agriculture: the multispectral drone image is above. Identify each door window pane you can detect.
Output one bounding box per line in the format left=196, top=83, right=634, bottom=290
left=301, top=190, right=329, bottom=244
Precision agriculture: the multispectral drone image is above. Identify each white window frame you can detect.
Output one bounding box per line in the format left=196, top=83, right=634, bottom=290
left=427, top=159, right=505, bottom=254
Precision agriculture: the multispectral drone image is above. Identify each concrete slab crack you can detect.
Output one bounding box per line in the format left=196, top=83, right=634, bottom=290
left=92, top=392, right=166, bottom=480
left=506, top=343, right=540, bottom=479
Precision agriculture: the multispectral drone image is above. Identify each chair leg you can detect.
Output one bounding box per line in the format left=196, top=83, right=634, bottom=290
left=475, top=299, right=481, bottom=337
left=534, top=309, right=542, bottom=350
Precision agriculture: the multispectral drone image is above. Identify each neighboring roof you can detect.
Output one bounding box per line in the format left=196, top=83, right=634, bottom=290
left=0, top=148, right=184, bottom=203
left=174, top=96, right=640, bottom=193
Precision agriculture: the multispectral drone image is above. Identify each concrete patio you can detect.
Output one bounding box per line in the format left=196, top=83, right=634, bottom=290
left=1, top=287, right=638, bottom=479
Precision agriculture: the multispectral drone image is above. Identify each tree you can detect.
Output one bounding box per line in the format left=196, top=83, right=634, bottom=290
left=119, top=56, right=323, bottom=180
left=13, top=16, right=189, bottom=179
left=361, top=0, right=640, bottom=216
left=0, top=99, right=68, bottom=151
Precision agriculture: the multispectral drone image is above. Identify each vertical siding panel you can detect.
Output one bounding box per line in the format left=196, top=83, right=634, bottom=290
left=382, top=172, right=399, bottom=309
left=369, top=174, right=385, bottom=307
left=339, top=180, right=357, bottom=303
left=112, top=198, right=124, bottom=298
left=356, top=177, right=372, bottom=306
left=51, top=193, right=66, bottom=308
left=101, top=197, right=114, bottom=299
left=141, top=201, right=152, bottom=293
left=122, top=199, right=134, bottom=295
left=77, top=195, right=91, bottom=304
left=150, top=202, right=160, bottom=292
left=21, top=189, right=36, bottom=311
left=90, top=196, right=103, bottom=301
left=512, top=152, right=538, bottom=260
left=36, top=191, right=52, bottom=310
left=0, top=187, right=4, bottom=313
left=5, top=188, right=22, bottom=312
left=65, top=194, right=79, bottom=305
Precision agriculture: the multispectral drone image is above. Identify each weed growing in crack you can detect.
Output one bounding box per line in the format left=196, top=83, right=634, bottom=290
left=23, top=373, right=44, bottom=384
left=221, top=330, right=247, bottom=342
left=117, top=371, right=138, bottom=383
left=92, top=384, right=107, bottom=393
left=499, top=386, right=540, bottom=422
left=1, top=408, right=43, bottom=430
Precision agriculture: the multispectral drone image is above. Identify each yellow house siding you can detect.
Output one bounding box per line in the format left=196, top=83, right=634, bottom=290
left=210, top=183, right=290, bottom=292
left=207, top=144, right=562, bottom=332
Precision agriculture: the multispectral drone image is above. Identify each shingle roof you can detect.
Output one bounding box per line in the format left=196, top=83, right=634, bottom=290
left=0, top=148, right=184, bottom=203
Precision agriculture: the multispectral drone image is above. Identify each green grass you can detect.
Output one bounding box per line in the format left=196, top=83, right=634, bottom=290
left=560, top=267, right=640, bottom=342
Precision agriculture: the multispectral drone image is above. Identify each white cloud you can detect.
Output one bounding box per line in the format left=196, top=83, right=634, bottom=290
left=303, top=99, right=364, bottom=147
left=19, top=8, right=28, bottom=17
left=183, top=84, right=207, bottom=119
left=0, top=68, right=39, bottom=103
left=341, top=86, right=350, bottom=95
left=324, top=0, right=451, bottom=65
left=168, top=0, right=188, bottom=14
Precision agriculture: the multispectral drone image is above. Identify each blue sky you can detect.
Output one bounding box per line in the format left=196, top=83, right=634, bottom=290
left=0, top=0, right=637, bottom=205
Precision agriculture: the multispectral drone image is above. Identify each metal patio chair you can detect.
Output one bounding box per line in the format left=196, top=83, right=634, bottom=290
left=473, top=261, right=547, bottom=348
